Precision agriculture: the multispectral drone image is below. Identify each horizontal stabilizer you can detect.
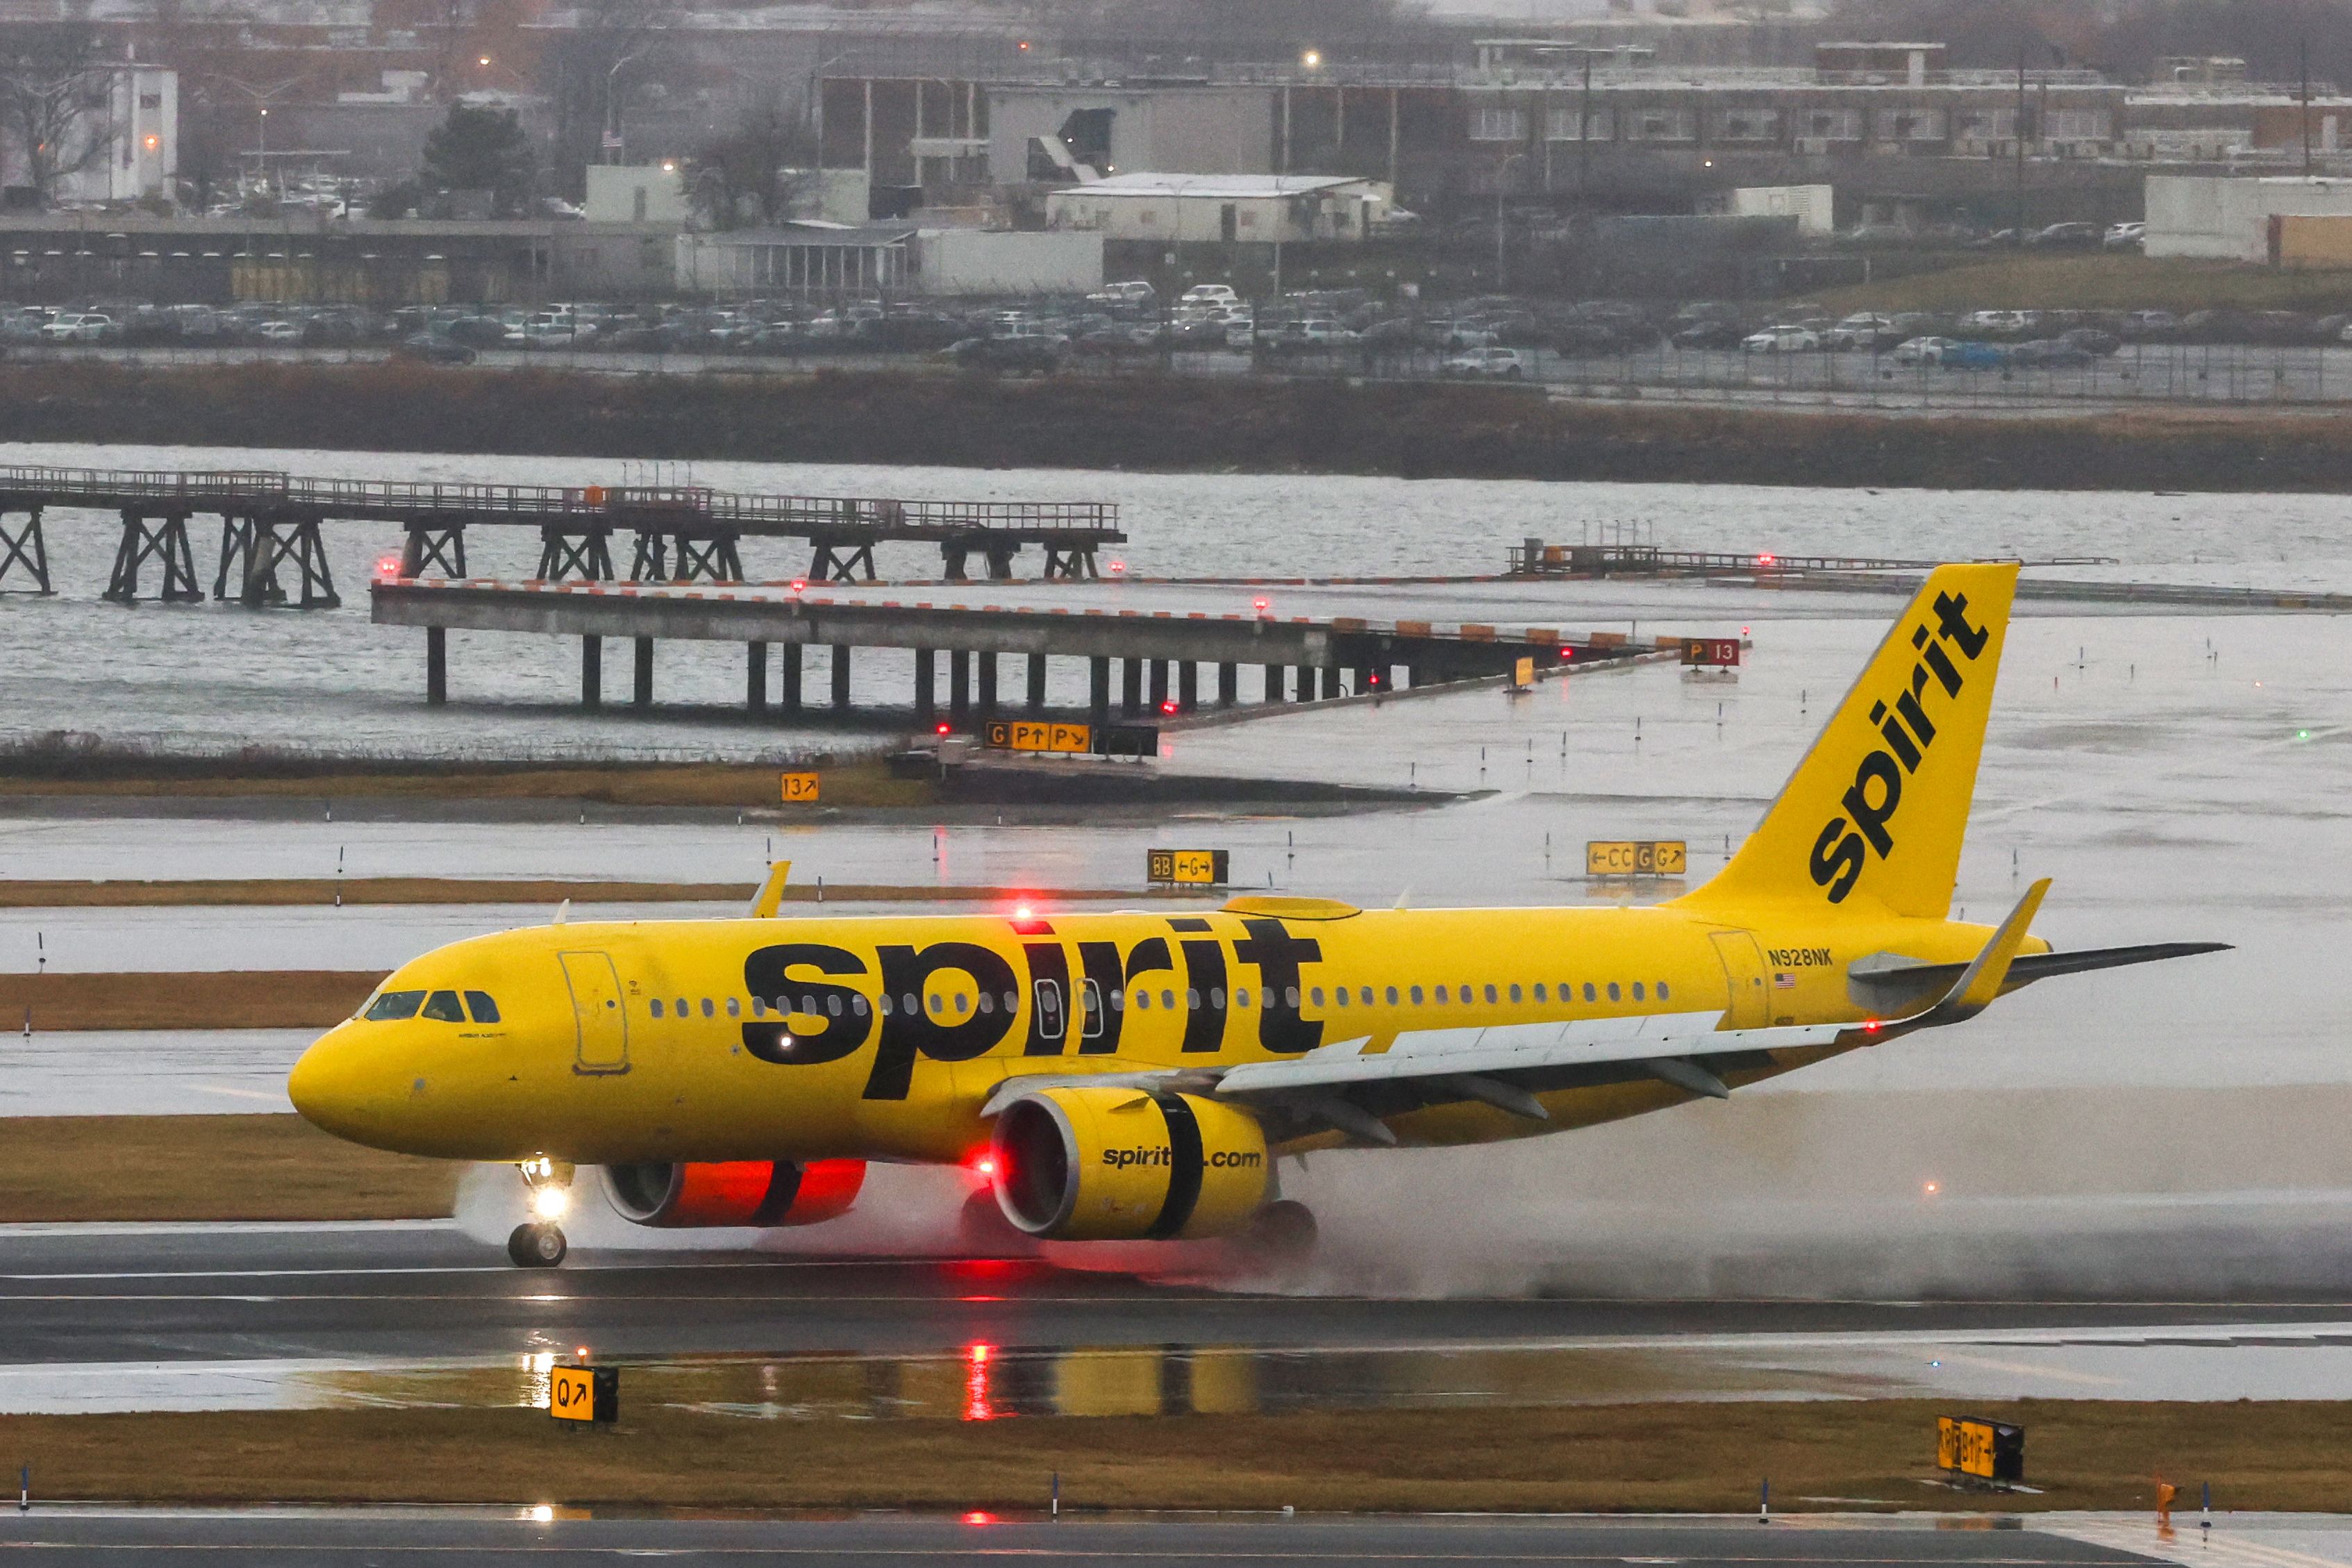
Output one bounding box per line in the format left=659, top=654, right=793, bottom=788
left=1851, top=940, right=2231, bottom=1012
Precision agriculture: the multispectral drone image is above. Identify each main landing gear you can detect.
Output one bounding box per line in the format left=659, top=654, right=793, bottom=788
left=509, top=1156, right=574, bottom=1269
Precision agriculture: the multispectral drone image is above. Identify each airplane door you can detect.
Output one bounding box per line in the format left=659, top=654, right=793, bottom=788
left=559, top=951, right=630, bottom=1074
left=1708, top=931, right=1771, bottom=1029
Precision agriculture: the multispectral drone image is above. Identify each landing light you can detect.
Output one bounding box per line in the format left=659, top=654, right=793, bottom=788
left=532, top=1186, right=571, bottom=1219
left=530, top=1506, right=554, bottom=1523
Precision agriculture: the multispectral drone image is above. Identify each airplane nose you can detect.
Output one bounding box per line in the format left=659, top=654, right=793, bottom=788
left=288, top=1026, right=372, bottom=1140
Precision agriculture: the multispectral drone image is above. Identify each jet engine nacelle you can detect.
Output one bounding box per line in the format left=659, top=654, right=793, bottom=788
left=990, top=1087, right=1271, bottom=1241
left=602, top=1159, right=865, bottom=1228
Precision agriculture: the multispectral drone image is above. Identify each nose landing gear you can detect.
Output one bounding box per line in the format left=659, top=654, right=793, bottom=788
left=509, top=1156, right=575, bottom=1269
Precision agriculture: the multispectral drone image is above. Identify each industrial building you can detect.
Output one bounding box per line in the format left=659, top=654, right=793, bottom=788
left=676, top=223, right=1101, bottom=298
left=1044, top=174, right=1390, bottom=244
left=2144, top=174, right=2352, bottom=262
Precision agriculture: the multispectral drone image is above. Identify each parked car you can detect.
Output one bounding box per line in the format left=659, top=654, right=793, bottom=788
left=1440, top=347, right=1530, bottom=379
left=1669, top=319, right=1748, bottom=350
left=2103, top=221, right=2146, bottom=251
left=2026, top=222, right=2103, bottom=249
left=2010, top=338, right=2094, bottom=367
left=2058, top=327, right=2121, bottom=356
left=40, top=312, right=119, bottom=342
left=1825, top=312, right=1900, bottom=351
left=253, top=319, right=306, bottom=343
left=1086, top=280, right=1156, bottom=306
left=1178, top=284, right=1239, bottom=307
left=393, top=333, right=477, bottom=365
left=2122, top=309, right=2180, bottom=338
left=1939, top=339, right=2010, bottom=369
left=1740, top=326, right=1820, bottom=353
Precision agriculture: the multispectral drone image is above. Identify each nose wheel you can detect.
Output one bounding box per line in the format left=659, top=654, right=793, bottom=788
left=507, top=1221, right=569, bottom=1268
left=509, top=1156, right=575, bottom=1269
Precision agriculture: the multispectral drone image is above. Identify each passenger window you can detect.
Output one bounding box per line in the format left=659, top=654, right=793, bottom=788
left=928, top=993, right=942, bottom=1015
left=1283, top=986, right=1299, bottom=1008
left=978, top=994, right=996, bottom=1015
left=902, top=992, right=918, bottom=1015
left=1310, top=987, right=1324, bottom=1007
left=955, top=994, right=969, bottom=1015
left=1583, top=983, right=1597, bottom=1002
left=854, top=996, right=869, bottom=1017
left=1410, top=985, right=1424, bottom=1005
left=1035, top=980, right=1066, bottom=1040
left=751, top=996, right=768, bottom=1017
left=1434, top=987, right=1449, bottom=1006
left=1360, top=987, right=1374, bottom=1006
left=1608, top=982, right=1621, bottom=1001
left=726, top=997, right=740, bottom=1018
left=1186, top=988, right=1201, bottom=1009
left=1385, top=986, right=1399, bottom=1005
left=1080, top=979, right=1105, bottom=1037
left=1484, top=984, right=1498, bottom=1003
left=675, top=997, right=688, bottom=1017
left=1136, top=990, right=1151, bottom=1011
left=1234, top=987, right=1251, bottom=1008
left=1534, top=983, right=1548, bottom=1001
left=1508, top=984, right=1521, bottom=1003
left=421, top=990, right=465, bottom=1022
left=701, top=998, right=714, bottom=1019
left=1633, top=982, right=1646, bottom=1001
left=1658, top=981, right=1670, bottom=1000
left=1334, top=987, right=1349, bottom=1008
left=1458, top=985, right=1473, bottom=1004
left=1210, top=987, right=1226, bottom=1008
left=1110, top=989, right=1125, bottom=1011
left=463, top=990, right=501, bottom=1023
left=649, top=999, right=665, bottom=1019
left=828, top=996, right=843, bottom=1017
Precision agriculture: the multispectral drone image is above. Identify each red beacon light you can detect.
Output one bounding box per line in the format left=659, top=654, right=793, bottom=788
left=374, top=553, right=403, bottom=580
left=1758, top=552, right=1777, bottom=567
left=789, top=576, right=808, bottom=594
left=935, top=722, right=952, bottom=736
left=1107, top=560, right=1127, bottom=576
left=1159, top=699, right=1178, bottom=715
left=1252, top=596, right=1270, bottom=615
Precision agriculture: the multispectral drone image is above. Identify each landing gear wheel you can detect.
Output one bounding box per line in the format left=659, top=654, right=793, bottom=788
left=508, top=1221, right=567, bottom=1268
left=1237, top=1199, right=1319, bottom=1267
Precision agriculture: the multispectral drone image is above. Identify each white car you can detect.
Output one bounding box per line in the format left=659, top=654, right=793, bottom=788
left=254, top=319, right=306, bottom=343
left=1442, top=347, right=1529, bottom=379
left=1826, top=312, right=1898, bottom=350
left=1087, top=280, right=1156, bottom=306
left=1179, top=283, right=1239, bottom=307
left=1741, top=326, right=1820, bottom=353
left=1890, top=335, right=1953, bottom=365
left=40, top=312, right=118, bottom=342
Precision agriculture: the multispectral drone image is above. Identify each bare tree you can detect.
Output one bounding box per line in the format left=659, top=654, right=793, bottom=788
left=0, top=27, right=110, bottom=204
left=690, top=96, right=815, bottom=229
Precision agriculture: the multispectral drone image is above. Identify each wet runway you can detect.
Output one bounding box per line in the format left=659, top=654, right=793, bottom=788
left=0, top=1508, right=2180, bottom=1567
left=15, top=1221, right=2352, bottom=1417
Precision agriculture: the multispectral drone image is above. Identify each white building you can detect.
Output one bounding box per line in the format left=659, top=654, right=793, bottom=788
left=1046, top=173, right=1392, bottom=244
left=584, top=164, right=689, bottom=225
left=7, top=65, right=179, bottom=206
left=2144, top=174, right=2352, bottom=261
left=1717, top=183, right=1833, bottom=235
left=676, top=224, right=1101, bottom=297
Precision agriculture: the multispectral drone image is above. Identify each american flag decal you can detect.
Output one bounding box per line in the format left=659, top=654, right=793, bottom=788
left=1774, top=972, right=1798, bottom=989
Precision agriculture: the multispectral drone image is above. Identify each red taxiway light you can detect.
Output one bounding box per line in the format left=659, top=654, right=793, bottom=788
left=935, top=722, right=952, bottom=735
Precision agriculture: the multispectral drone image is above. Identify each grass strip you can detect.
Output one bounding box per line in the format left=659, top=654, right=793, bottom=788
left=2, top=971, right=385, bottom=1031
left=0, top=878, right=1171, bottom=909
left=0, top=1115, right=453, bottom=1222
left=0, top=1399, right=2333, bottom=1511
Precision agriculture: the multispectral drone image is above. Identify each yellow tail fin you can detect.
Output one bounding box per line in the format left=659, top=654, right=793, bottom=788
left=1677, top=561, right=2018, bottom=920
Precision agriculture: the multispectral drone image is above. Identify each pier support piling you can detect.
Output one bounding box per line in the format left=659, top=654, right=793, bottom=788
left=949, top=649, right=971, bottom=724
left=1089, top=657, right=1110, bottom=728
left=1217, top=663, right=1237, bottom=708
left=782, top=644, right=803, bottom=715
left=1121, top=659, right=1143, bottom=717
left=1148, top=660, right=1169, bottom=712
left=106, top=512, right=201, bottom=606
left=1295, top=667, right=1315, bottom=703
left=1321, top=667, right=1342, bottom=700
left=832, top=646, right=852, bottom=712
left=1178, top=662, right=1199, bottom=714
left=1027, top=653, right=1049, bottom=715
left=975, top=652, right=997, bottom=718
left=426, top=626, right=447, bottom=706
left=0, top=508, right=51, bottom=595
left=582, top=635, right=603, bottom=708
left=633, top=637, right=654, bottom=708
left=747, top=642, right=768, bottom=714
left=537, top=526, right=617, bottom=583
left=401, top=523, right=466, bottom=579
left=1265, top=665, right=1286, bottom=704
left=915, top=649, right=936, bottom=722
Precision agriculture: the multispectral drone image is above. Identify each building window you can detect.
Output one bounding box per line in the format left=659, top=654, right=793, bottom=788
left=2044, top=110, right=2109, bottom=140
left=1717, top=108, right=1783, bottom=142
left=1877, top=108, right=1946, bottom=141
left=1802, top=108, right=1863, bottom=140
left=1471, top=100, right=1531, bottom=141
left=1627, top=108, right=1696, bottom=142
left=1954, top=108, right=2018, bottom=142
left=1546, top=106, right=1614, bottom=142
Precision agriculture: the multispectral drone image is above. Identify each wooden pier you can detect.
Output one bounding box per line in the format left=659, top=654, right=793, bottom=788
left=372, top=577, right=1646, bottom=722
left=0, top=466, right=1123, bottom=608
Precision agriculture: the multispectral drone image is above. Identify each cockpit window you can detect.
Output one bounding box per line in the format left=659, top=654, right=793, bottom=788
left=421, top=990, right=466, bottom=1022
left=464, top=991, right=501, bottom=1023
left=365, top=990, right=426, bottom=1021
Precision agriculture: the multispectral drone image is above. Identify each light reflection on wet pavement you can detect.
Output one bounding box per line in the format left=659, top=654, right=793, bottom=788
left=20, top=1324, right=2352, bottom=1417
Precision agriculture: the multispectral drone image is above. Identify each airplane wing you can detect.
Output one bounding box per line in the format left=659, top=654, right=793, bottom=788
left=978, top=882, right=2226, bottom=1147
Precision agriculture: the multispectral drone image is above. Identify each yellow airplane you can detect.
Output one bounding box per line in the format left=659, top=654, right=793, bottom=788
left=290, top=562, right=2224, bottom=1267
